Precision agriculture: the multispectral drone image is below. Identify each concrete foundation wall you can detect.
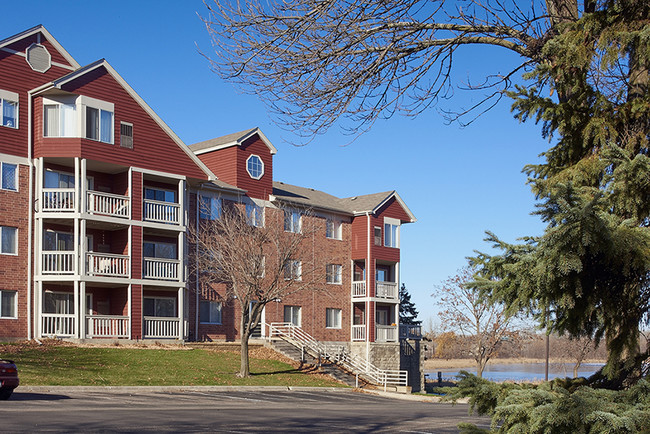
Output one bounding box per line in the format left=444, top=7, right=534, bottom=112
left=350, top=342, right=400, bottom=370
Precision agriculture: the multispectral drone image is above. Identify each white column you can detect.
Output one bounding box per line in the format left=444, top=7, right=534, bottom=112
left=74, top=157, right=80, bottom=213
left=80, top=282, right=86, bottom=339
left=80, top=158, right=87, bottom=214
left=36, top=281, right=43, bottom=338
left=127, top=284, right=132, bottom=340
left=73, top=218, right=79, bottom=275
left=127, top=167, right=133, bottom=220
left=80, top=219, right=87, bottom=276
left=177, top=231, right=184, bottom=282
left=35, top=157, right=43, bottom=212
left=73, top=281, right=79, bottom=338
left=36, top=216, right=43, bottom=276
left=178, top=287, right=184, bottom=340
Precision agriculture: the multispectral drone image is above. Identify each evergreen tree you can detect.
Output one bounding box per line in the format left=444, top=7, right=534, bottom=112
left=399, top=283, right=421, bottom=325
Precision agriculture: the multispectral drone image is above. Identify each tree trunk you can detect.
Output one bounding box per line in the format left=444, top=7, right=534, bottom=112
left=239, top=315, right=251, bottom=377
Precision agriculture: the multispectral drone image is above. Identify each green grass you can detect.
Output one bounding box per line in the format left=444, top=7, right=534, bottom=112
left=1, top=342, right=344, bottom=387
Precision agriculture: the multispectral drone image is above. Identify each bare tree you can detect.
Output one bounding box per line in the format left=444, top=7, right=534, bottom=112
left=188, top=201, right=322, bottom=377
left=435, top=266, right=515, bottom=377
left=202, top=0, right=584, bottom=142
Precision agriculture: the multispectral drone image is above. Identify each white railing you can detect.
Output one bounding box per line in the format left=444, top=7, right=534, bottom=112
left=41, top=313, right=75, bottom=337
left=87, top=253, right=130, bottom=277
left=42, top=188, right=75, bottom=212
left=376, top=325, right=398, bottom=342
left=143, top=258, right=180, bottom=281
left=143, top=199, right=180, bottom=225
left=144, top=316, right=180, bottom=339
left=352, top=324, right=366, bottom=341
left=352, top=281, right=366, bottom=297
left=86, top=315, right=130, bottom=338
left=399, top=324, right=422, bottom=340
left=268, top=322, right=407, bottom=389
left=376, top=281, right=398, bottom=299
left=42, top=251, right=75, bottom=274
left=87, top=191, right=130, bottom=218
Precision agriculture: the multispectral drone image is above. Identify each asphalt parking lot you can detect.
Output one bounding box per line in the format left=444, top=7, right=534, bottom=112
left=4, top=387, right=490, bottom=433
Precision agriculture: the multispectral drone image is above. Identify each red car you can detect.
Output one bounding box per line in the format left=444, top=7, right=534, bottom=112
left=0, top=359, right=19, bottom=400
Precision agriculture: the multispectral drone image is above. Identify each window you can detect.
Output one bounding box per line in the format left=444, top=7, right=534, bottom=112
left=1, top=162, right=17, bottom=191
left=284, top=259, right=301, bottom=280
left=0, top=90, right=18, bottom=129
left=44, top=170, right=75, bottom=189
left=44, top=103, right=76, bottom=137
left=326, top=264, right=342, bottom=284
left=120, top=122, right=133, bottom=148
left=326, top=219, right=342, bottom=240
left=326, top=308, right=341, bottom=329
left=284, top=305, right=301, bottom=326
left=143, top=241, right=176, bottom=259
left=284, top=209, right=301, bottom=233
left=384, top=221, right=399, bottom=248
left=199, top=195, right=221, bottom=220
left=43, top=292, right=74, bottom=314
left=1, top=226, right=17, bottom=255
left=246, top=154, right=264, bottom=179
left=0, top=290, right=17, bottom=318
left=43, top=230, right=73, bottom=251
left=374, top=226, right=382, bottom=246
left=85, top=106, right=113, bottom=143
left=143, top=297, right=176, bottom=317
left=246, top=203, right=264, bottom=227
left=200, top=300, right=222, bottom=324
left=145, top=187, right=176, bottom=203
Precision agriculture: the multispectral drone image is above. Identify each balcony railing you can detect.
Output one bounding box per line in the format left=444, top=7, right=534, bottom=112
left=352, top=324, right=366, bottom=341
left=86, top=315, right=130, bottom=338
left=143, top=258, right=180, bottom=281
left=42, top=313, right=75, bottom=337
left=87, top=253, right=130, bottom=278
left=376, top=281, right=398, bottom=299
left=42, top=251, right=75, bottom=274
left=143, top=316, right=180, bottom=339
left=399, top=324, right=422, bottom=340
left=42, top=188, right=75, bottom=212
left=87, top=191, right=130, bottom=219
left=352, top=281, right=366, bottom=297
left=376, top=325, right=398, bottom=342
left=143, top=199, right=180, bottom=225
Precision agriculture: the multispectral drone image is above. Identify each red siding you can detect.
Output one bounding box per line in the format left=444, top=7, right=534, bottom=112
left=197, top=146, right=238, bottom=187
left=235, top=136, right=273, bottom=200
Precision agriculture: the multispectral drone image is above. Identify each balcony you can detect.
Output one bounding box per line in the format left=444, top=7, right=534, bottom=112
left=143, top=199, right=180, bottom=225
left=42, top=188, right=75, bottom=212
left=352, top=281, right=366, bottom=297
left=87, top=253, right=130, bottom=278
left=42, top=251, right=75, bottom=275
left=143, top=316, right=180, bottom=339
left=86, top=315, right=130, bottom=338
left=376, top=325, right=398, bottom=342
left=143, top=258, right=180, bottom=281
left=41, top=313, right=75, bottom=337
left=399, top=324, right=422, bottom=340
left=352, top=324, right=366, bottom=341
left=376, top=281, right=398, bottom=300
left=87, top=191, right=130, bottom=219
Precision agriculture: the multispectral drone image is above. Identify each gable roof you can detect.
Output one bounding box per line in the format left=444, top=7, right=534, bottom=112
left=0, top=25, right=80, bottom=70
left=31, top=59, right=217, bottom=181
left=190, top=127, right=278, bottom=155
left=270, top=182, right=416, bottom=222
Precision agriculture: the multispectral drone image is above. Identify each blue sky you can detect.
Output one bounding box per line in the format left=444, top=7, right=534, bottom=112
left=5, top=1, right=549, bottom=327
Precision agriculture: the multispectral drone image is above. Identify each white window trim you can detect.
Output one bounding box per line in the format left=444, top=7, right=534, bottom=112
left=198, top=193, right=222, bottom=220
left=326, top=218, right=342, bottom=240
left=284, top=305, right=302, bottom=327
left=0, top=226, right=18, bottom=255
left=284, top=259, right=302, bottom=281
left=246, top=201, right=265, bottom=227
left=200, top=300, right=223, bottom=325
left=1, top=162, right=18, bottom=192
left=284, top=209, right=302, bottom=233
left=120, top=121, right=133, bottom=148
left=143, top=296, right=177, bottom=317
left=0, top=290, right=18, bottom=319
left=326, top=308, right=342, bottom=329
left=246, top=154, right=264, bottom=180
left=0, top=89, right=19, bottom=129
left=326, top=264, right=342, bottom=285
left=383, top=217, right=401, bottom=248
left=43, top=95, right=80, bottom=138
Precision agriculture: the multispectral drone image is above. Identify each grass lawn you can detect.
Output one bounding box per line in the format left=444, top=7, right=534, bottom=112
left=1, top=341, right=344, bottom=387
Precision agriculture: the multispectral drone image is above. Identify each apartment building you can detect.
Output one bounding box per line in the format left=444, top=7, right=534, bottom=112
left=0, top=26, right=415, bottom=369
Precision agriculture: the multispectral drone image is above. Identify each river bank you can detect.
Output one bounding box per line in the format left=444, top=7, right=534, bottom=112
left=424, top=357, right=606, bottom=370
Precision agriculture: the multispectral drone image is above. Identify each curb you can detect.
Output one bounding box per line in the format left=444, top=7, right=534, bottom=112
left=15, top=385, right=351, bottom=394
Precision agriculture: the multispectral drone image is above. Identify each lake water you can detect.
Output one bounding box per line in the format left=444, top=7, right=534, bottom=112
left=426, top=362, right=605, bottom=383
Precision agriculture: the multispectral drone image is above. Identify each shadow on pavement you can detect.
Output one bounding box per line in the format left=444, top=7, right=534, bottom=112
left=8, top=392, right=71, bottom=401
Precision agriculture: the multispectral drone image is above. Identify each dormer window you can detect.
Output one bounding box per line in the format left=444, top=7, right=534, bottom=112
left=43, top=96, right=114, bottom=144
left=86, top=107, right=113, bottom=143
left=44, top=103, right=76, bottom=137
left=246, top=154, right=264, bottom=180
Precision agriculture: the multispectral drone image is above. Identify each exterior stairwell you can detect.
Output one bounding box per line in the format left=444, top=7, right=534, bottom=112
left=267, top=323, right=408, bottom=392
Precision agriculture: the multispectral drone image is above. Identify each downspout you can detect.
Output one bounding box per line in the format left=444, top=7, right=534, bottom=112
left=366, top=211, right=371, bottom=363
left=26, top=90, right=34, bottom=340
